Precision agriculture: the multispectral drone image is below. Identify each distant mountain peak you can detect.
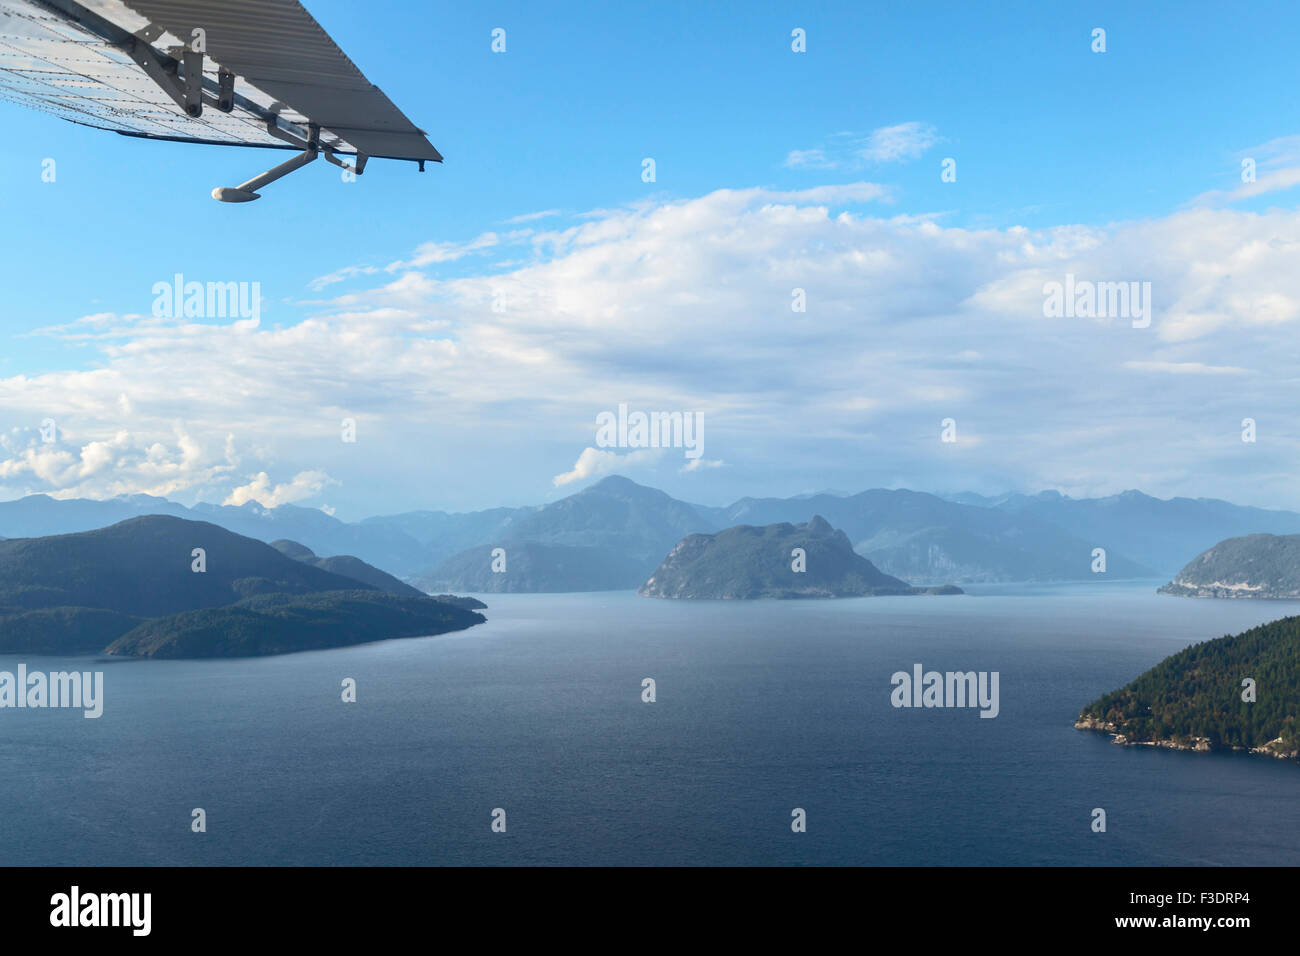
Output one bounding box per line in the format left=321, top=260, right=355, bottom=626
left=586, top=474, right=652, bottom=495
left=110, top=513, right=208, bottom=531
left=807, top=514, right=833, bottom=533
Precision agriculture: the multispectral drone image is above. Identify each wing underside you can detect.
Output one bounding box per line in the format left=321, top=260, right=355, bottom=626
left=0, top=0, right=440, bottom=162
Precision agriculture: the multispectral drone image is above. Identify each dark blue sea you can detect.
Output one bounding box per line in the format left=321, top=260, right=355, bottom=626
left=3, top=582, right=1298, bottom=866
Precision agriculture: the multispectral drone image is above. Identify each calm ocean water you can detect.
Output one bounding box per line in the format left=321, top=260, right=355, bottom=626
left=2, top=582, right=1298, bottom=866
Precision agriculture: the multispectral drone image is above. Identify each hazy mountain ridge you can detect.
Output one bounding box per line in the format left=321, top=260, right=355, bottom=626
left=6, top=478, right=1300, bottom=592
left=951, top=489, right=1300, bottom=575
left=417, top=476, right=717, bottom=592
left=416, top=541, right=650, bottom=593
left=357, top=506, right=538, bottom=570
left=0, top=493, right=514, bottom=580
left=421, top=480, right=1157, bottom=591
left=270, top=539, right=426, bottom=597
left=713, top=488, right=1154, bottom=584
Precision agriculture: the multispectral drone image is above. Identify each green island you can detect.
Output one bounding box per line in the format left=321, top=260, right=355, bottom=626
left=1076, top=615, right=1300, bottom=760
left=0, top=515, right=485, bottom=659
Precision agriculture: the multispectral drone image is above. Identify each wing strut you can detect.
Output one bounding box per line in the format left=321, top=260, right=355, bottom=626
left=122, top=35, right=203, bottom=118
left=212, top=124, right=321, bottom=203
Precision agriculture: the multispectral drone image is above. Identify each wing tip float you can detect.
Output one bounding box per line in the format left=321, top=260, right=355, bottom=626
left=5, top=0, right=440, bottom=202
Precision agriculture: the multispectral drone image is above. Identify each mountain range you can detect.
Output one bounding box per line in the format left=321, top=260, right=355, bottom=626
left=5, top=478, right=1300, bottom=592
left=947, top=490, right=1300, bottom=576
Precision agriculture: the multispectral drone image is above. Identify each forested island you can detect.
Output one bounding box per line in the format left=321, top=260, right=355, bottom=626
left=1076, top=615, right=1300, bottom=760
left=0, top=516, right=485, bottom=658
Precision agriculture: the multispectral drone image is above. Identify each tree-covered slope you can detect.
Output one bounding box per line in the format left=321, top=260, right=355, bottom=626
left=0, top=518, right=487, bottom=657
left=0, top=606, right=142, bottom=654
left=105, top=590, right=485, bottom=659
left=270, top=539, right=427, bottom=597
left=0, top=515, right=372, bottom=617
left=1077, top=615, right=1300, bottom=758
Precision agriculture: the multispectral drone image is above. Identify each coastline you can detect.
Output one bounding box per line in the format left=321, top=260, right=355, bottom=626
left=1074, top=716, right=1298, bottom=761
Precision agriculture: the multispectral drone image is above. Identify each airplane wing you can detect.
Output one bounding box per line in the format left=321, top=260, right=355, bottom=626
left=0, top=0, right=441, bottom=201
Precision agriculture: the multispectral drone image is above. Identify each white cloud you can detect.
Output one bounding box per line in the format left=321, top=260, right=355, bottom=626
left=308, top=265, right=381, bottom=291
left=1190, top=135, right=1300, bottom=206
left=768, top=183, right=891, bottom=204
left=679, top=458, right=725, bottom=473
left=783, top=148, right=834, bottom=170
left=224, top=470, right=337, bottom=508
left=0, top=425, right=238, bottom=500
left=1191, top=167, right=1300, bottom=206
left=858, top=122, right=940, bottom=163
left=7, top=184, right=1300, bottom=511
left=503, top=209, right=563, bottom=224
left=1123, top=360, right=1249, bottom=375
left=553, top=447, right=661, bottom=487
left=383, top=229, right=531, bottom=271
left=787, top=123, right=940, bottom=170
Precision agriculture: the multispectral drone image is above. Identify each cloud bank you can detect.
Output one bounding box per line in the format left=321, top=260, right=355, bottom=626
left=4, top=181, right=1300, bottom=512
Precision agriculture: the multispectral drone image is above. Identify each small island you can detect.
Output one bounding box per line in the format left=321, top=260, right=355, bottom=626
left=638, top=515, right=963, bottom=599
left=1076, top=615, right=1300, bottom=761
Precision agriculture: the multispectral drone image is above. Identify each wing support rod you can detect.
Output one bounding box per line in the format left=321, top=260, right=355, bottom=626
left=125, top=36, right=205, bottom=117
left=212, top=124, right=320, bottom=202
left=324, top=148, right=368, bottom=175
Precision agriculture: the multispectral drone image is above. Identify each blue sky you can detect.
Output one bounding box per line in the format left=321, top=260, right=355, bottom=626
left=2, top=0, right=1300, bottom=517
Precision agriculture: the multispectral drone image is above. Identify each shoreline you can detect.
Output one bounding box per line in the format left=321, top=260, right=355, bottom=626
left=1074, top=716, right=1298, bottom=761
